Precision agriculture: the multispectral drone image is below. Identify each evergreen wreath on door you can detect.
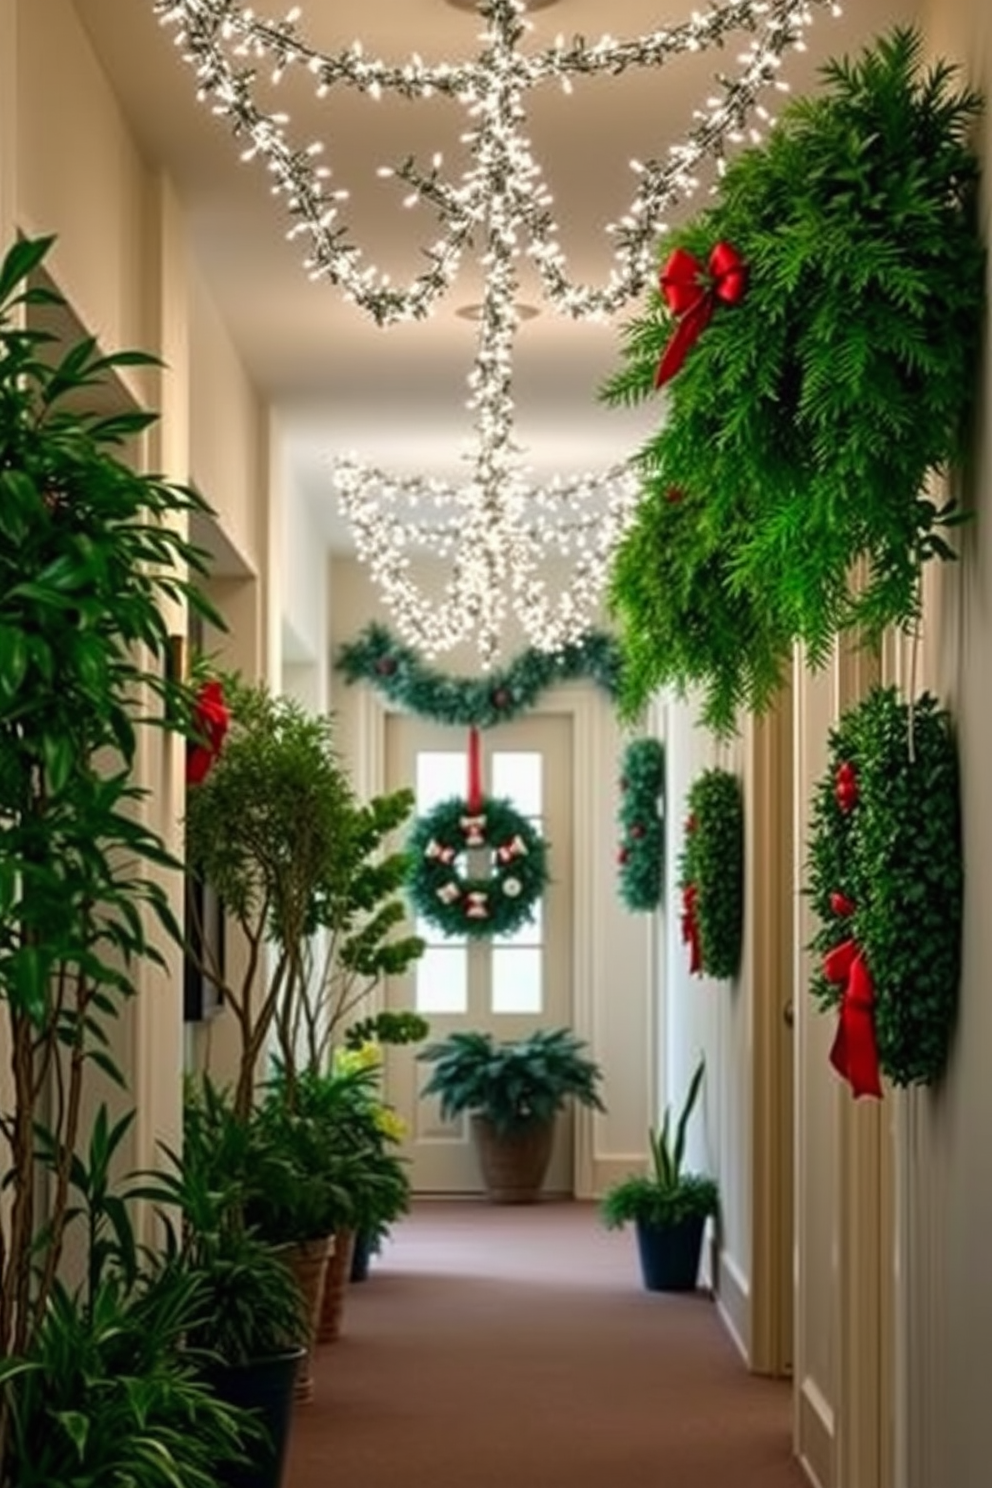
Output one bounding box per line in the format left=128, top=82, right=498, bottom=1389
left=677, top=769, right=744, bottom=981
left=406, top=727, right=549, bottom=940
left=806, top=686, right=962, bottom=1095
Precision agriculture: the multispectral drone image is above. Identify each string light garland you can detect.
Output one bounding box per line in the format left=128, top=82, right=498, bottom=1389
left=154, top=0, right=842, bottom=662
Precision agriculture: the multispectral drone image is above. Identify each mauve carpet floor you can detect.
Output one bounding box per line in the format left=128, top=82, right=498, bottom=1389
left=285, top=1200, right=807, bottom=1488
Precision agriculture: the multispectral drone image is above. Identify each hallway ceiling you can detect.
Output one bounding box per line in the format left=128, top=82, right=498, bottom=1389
left=73, top=0, right=911, bottom=544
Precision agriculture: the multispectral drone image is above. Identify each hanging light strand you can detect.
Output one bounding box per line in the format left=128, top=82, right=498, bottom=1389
left=154, top=0, right=839, bottom=323
left=152, top=0, right=840, bottom=663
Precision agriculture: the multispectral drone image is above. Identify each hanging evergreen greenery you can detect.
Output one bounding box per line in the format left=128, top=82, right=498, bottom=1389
left=336, top=622, right=622, bottom=726
left=677, top=770, right=744, bottom=981
left=407, top=795, right=549, bottom=940
left=806, top=686, right=962, bottom=1092
left=604, top=29, right=984, bottom=735
left=617, top=738, right=666, bottom=912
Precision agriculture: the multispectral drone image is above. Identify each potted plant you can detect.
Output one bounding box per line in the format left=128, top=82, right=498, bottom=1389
left=148, top=1080, right=309, bottom=1488
left=600, top=1058, right=719, bottom=1292
left=418, top=1027, right=606, bottom=1203
left=0, top=233, right=237, bottom=1484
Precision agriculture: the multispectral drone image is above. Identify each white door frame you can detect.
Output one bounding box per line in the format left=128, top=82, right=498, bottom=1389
left=353, top=681, right=612, bottom=1198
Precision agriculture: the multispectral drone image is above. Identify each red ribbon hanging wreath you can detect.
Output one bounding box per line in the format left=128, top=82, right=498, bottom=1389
left=681, top=882, right=703, bottom=976
left=823, top=931, right=882, bottom=1100
left=654, top=241, right=748, bottom=388
left=186, top=680, right=230, bottom=786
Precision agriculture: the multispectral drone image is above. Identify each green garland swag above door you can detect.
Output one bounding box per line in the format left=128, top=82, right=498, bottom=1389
left=806, top=686, right=962, bottom=1096
left=602, top=29, right=985, bottom=735
left=336, top=622, right=622, bottom=727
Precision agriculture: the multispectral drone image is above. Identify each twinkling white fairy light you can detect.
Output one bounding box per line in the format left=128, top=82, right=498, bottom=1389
left=154, top=0, right=841, bottom=662
left=332, top=457, right=643, bottom=660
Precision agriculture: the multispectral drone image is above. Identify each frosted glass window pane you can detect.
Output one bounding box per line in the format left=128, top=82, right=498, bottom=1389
left=492, top=752, right=542, bottom=818
left=494, top=899, right=542, bottom=948
left=492, top=947, right=543, bottom=1014
left=417, top=752, right=465, bottom=812
left=415, top=945, right=468, bottom=1014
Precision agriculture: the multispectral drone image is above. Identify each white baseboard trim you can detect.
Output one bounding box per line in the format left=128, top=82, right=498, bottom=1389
left=797, top=1374, right=834, bottom=1488
left=715, top=1244, right=751, bottom=1364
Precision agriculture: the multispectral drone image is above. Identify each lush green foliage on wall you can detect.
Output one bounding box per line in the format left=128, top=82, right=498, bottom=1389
left=605, top=30, right=984, bottom=734
left=806, top=686, right=962, bottom=1088
left=678, top=770, right=744, bottom=981
left=617, top=738, right=665, bottom=912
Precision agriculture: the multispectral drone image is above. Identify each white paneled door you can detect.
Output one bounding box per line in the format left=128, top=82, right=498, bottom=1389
left=384, top=713, right=573, bottom=1194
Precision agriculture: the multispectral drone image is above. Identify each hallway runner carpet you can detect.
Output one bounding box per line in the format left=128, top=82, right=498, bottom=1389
left=285, top=1200, right=807, bottom=1488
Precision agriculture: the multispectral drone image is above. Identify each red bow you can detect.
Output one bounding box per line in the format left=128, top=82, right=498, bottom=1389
left=654, top=242, right=748, bottom=388
left=681, top=883, right=703, bottom=976
left=186, top=680, right=230, bottom=786
left=823, top=938, right=882, bottom=1099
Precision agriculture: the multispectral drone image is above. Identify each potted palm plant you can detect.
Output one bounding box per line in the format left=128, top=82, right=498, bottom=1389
left=600, top=1058, right=719, bottom=1292
left=418, top=1027, right=606, bottom=1203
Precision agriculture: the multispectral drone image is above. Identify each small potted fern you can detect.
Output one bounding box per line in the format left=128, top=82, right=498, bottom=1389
left=600, top=1058, right=718, bottom=1292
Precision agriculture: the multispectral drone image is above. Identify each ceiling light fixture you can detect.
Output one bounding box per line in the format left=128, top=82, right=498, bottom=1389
left=154, top=0, right=841, bottom=664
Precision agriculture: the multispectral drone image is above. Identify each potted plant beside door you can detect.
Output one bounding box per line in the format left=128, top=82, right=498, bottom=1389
left=418, top=1027, right=606, bottom=1203
left=600, top=1058, right=719, bottom=1292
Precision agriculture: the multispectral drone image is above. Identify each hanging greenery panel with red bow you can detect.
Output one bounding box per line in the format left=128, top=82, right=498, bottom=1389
left=806, top=686, right=962, bottom=1093
left=677, top=768, right=744, bottom=982
left=603, top=29, right=984, bottom=735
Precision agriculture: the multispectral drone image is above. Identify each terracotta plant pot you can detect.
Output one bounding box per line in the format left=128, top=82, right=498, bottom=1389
left=280, top=1235, right=333, bottom=1402
left=316, top=1228, right=356, bottom=1343
left=470, top=1114, right=555, bottom=1204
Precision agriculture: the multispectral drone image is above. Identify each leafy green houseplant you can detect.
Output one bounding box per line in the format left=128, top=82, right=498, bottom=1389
left=146, top=1079, right=308, bottom=1488
left=4, top=1109, right=250, bottom=1488
left=418, top=1028, right=606, bottom=1203
left=601, top=1059, right=718, bottom=1292
left=184, top=677, right=357, bottom=1119
left=0, top=233, right=232, bottom=1485
left=604, top=29, right=984, bottom=733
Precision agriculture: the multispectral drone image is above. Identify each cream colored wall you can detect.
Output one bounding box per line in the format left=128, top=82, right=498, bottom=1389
left=5, top=0, right=274, bottom=1173
left=662, top=698, right=753, bottom=1347
left=16, top=0, right=154, bottom=408
left=328, top=554, right=653, bottom=1194
left=891, top=7, right=992, bottom=1486
left=189, top=268, right=265, bottom=575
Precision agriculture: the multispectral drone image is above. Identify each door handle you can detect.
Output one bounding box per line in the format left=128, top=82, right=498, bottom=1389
left=783, top=999, right=794, bottom=1029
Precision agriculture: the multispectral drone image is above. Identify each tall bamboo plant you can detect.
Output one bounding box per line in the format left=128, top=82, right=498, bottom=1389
left=0, top=238, right=218, bottom=1420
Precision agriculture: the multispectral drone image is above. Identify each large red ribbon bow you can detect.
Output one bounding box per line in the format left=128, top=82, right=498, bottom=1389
left=823, top=937, right=882, bottom=1099
left=681, top=882, right=703, bottom=976
left=654, top=241, right=748, bottom=388
left=186, top=680, right=230, bottom=786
